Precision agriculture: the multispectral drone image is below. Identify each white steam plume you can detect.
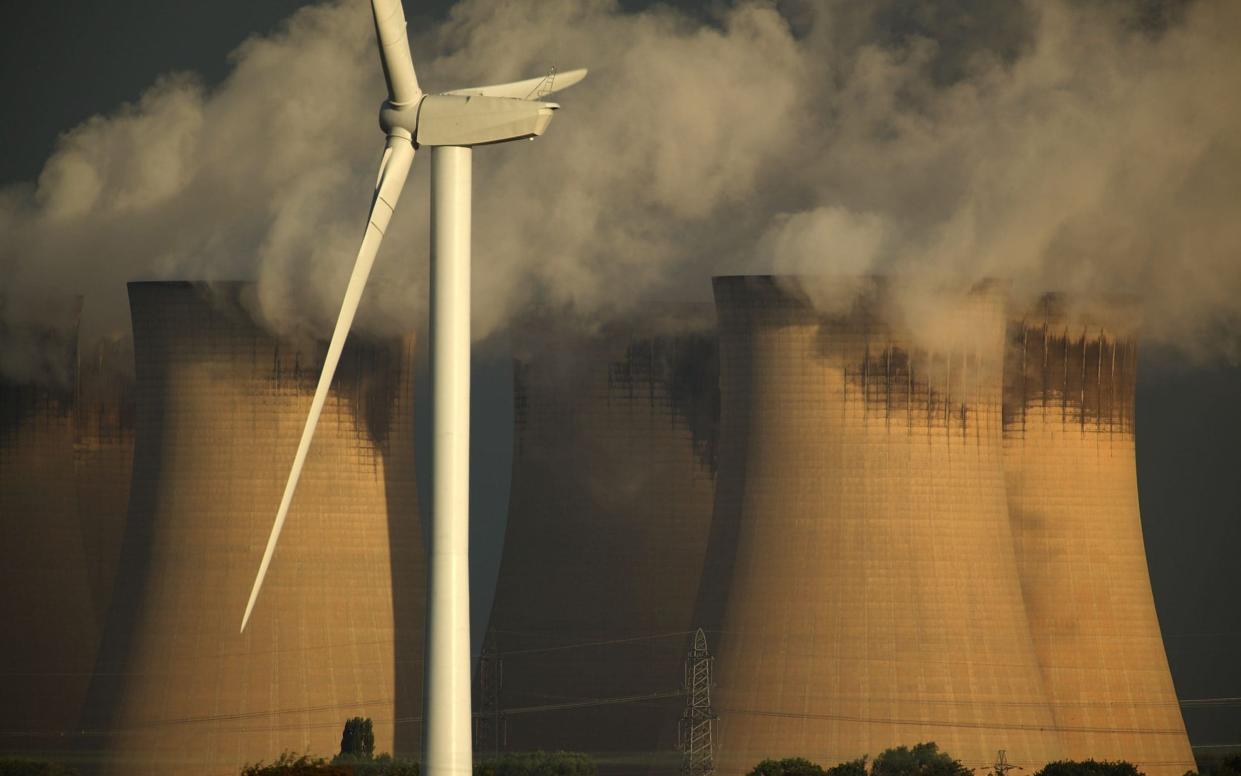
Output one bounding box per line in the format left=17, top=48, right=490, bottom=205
left=2, top=0, right=1240, bottom=381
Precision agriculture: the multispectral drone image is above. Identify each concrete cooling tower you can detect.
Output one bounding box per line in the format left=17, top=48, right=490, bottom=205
left=1002, top=297, right=1193, bottom=776
left=707, top=276, right=1063, bottom=774
left=85, top=281, right=425, bottom=775
left=0, top=313, right=100, bottom=756
left=483, top=311, right=718, bottom=770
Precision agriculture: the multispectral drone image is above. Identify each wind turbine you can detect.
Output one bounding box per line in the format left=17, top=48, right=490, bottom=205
left=238, top=2, right=585, bottom=774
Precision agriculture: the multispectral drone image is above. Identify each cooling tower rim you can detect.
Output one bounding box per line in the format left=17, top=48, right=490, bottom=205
left=711, top=278, right=1141, bottom=338
left=1012, top=291, right=1142, bottom=337
left=711, top=273, right=1006, bottom=283
left=126, top=281, right=259, bottom=316
left=710, top=274, right=1010, bottom=334
left=126, top=281, right=417, bottom=352
left=127, top=279, right=257, bottom=295
left=124, top=281, right=414, bottom=345
left=711, top=274, right=1008, bottom=296
left=127, top=280, right=263, bottom=339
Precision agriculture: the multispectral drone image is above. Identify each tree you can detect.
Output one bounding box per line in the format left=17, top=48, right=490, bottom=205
left=1032, top=761, right=1143, bottom=776
left=746, top=757, right=829, bottom=776
left=240, top=752, right=349, bottom=776
left=826, top=757, right=870, bottom=776
left=872, top=742, right=973, bottom=776
left=340, top=717, right=376, bottom=761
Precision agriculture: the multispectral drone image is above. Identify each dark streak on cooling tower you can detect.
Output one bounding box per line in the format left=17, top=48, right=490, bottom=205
left=1003, top=295, right=1193, bottom=776
left=485, top=310, right=718, bottom=771
left=81, top=281, right=424, bottom=776
left=610, top=333, right=719, bottom=473
left=1002, top=295, right=1138, bottom=435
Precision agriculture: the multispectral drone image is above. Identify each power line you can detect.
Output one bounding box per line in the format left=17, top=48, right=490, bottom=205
left=32, top=690, right=1239, bottom=738
left=501, top=690, right=685, bottom=718
left=486, top=629, right=696, bottom=657
left=717, top=706, right=1189, bottom=738
left=1191, top=744, right=1241, bottom=750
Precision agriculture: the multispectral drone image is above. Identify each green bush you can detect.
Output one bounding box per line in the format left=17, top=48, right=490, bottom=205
left=241, top=752, right=350, bottom=776
left=747, top=758, right=829, bottom=776
left=826, top=757, right=869, bottom=776
left=241, top=749, right=595, bottom=776
left=0, top=759, right=80, bottom=776
left=475, top=751, right=596, bottom=776
left=1033, top=761, right=1144, bottom=776
left=872, top=742, right=973, bottom=776
left=331, top=753, right=420, bottom=776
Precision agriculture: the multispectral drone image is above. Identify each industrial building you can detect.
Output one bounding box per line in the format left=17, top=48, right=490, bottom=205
left=84, top=281, right=425, bottom=775
left=1002, top=296, right=1194, bottom=776
left=482, top=311, right=719, bottom=769
left=706, top=276, right=1065, bottom=774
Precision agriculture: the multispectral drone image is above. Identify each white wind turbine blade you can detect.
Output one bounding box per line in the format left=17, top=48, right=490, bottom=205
left=372, top=0, right=421, bottom=105
left=444, top=67, right=588, bottom=99
left=240, top=137, right=416, bottom=633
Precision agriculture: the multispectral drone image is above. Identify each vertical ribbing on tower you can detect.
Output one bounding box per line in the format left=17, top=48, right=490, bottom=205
left=707, top=276, right=1063, bottom=773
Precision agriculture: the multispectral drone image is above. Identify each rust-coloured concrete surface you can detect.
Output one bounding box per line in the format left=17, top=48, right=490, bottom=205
left=84, top=282, right=424, bottom=775
left=1003, top=297, right=1193, bottom=776
left=707, top=277, right=1063, bottom=774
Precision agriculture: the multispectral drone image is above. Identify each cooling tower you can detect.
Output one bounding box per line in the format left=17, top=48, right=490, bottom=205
left=707, top=276, right=1063, bottom=774
left=85, top=282, right=424, bottom=775
left=0, top=314, right=99, bottom=756
left=1003, top=297, right=1193, bottom=776
left=483, top=311, right=718, bottom=769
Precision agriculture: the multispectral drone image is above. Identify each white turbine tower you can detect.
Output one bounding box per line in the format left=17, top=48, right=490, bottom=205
left=239, top=2, right=585, bottom=774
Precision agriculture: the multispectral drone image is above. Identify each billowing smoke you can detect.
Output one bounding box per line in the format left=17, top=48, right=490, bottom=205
left=2, top=0, right=1239, bottom=382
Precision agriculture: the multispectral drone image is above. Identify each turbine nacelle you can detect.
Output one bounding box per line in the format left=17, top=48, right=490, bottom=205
left=380, top=94, right=561, bottom=147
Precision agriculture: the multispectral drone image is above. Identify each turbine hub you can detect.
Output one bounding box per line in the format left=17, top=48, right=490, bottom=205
left=379, top=98, right=422, bottom=140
